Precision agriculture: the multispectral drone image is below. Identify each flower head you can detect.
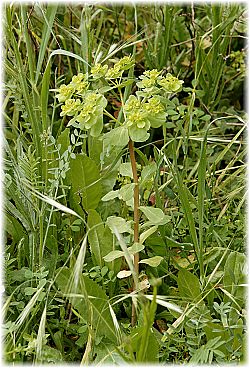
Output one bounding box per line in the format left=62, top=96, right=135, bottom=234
left=126, top=110, right=150, bottom=130
left=56, top=84, right=74, bottom=103
left=105, top=55, right=134, bottom=80
left=106, top=65, right=123, bottom=80
left=70, top=73, right=85, bottom=86
left=137, top=69, right=161, bottom=90
left=70, top=73, right=88, bottom=94
left=144, top=96, right=164, bottom=114
left=115, top=55, right=134, bottom=71
left=124, top=95, right=141, bottom=112
left=91, top=63, right=108, bottom=79
left=158, top=73, right=184, bottom=92
left=60, top=98, right=82, bottom=116
left=143, top=69, right=161, bottom=80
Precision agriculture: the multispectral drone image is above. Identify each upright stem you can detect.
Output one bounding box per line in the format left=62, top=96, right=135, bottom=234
left=128, top=139, right=140, bottom=326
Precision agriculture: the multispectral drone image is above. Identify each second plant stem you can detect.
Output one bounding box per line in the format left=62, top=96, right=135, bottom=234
left=128, top=139, right=140, bottom=327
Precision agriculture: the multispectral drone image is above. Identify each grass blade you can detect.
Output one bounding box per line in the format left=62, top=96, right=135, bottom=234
left=35, top=4, right=58, bottom=84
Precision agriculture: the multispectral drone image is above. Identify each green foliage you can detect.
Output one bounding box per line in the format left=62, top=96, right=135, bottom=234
left=56, top=267, right=119, bottom=344
left=177, top=269, right=201, bottom=300
left=3, top=2, right=246, bottom=365
left=67, top=155, right=102, bottom=211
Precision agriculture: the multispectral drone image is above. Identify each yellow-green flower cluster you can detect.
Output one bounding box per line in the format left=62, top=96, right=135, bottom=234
left=124, top=95, right=141, bottom=112
left=74, top=91, right=107, bottom=136
left=61, top=99, right=82, bottom=117
left=158, top=73, right=184, bottom=92
left=230, top=50, right=246, bottom=73
left=56, top=84, right=75, bottom=103
left=126, top=111, right=150, bottom=130
left=56, top=73, right=107, bottom=137
left=56, top=62, right=184, bottom=143
left=144, top=96, right=164, bottom=114
left=136, top=70, right=184, bottom=95
left=70, top=73, right=89, bottom=94
left=137, top=69, right=161, bottom=89
left=76, top=92, right=107, bottom=129
left=124, top=96, right=150, bottom=141
left=143, top=69, right=161, bottom=79
left=56, top=73, right=89, bottom=103
left=116, top=56, right=134, bottom=71
left=105, top=55, right=135, bottom=80
left=124, top=94, right=167, bottom=142
left=91, top=63, right=109, bottom=79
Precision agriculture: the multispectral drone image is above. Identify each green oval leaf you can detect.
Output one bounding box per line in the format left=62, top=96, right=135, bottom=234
left=127, top=242, right=145, bottom=255
left=139, top=206, right=170, bottom=225
left=103, top=250, right=124, bottom=262
left=139, top=256, right=163, bottom=267
left=68, top=155, right=102, bottom=211
left=106, top=216, right=133, bottom=234
left=101, top=190, right=120, bottom=201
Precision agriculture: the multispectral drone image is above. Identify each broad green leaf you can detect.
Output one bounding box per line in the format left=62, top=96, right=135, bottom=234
left=80, top=275, right=118, bottom=343
left=128, top=242, right=145, bottom=255
left=223, top=251, right=246, bottom=300
left=103, top=250, right=124, bottom=262
left=90, top=111, right=103, bottom=137
left=103, top=226, right=122, bottom=275
left=128, top=126, right=150, bottom=142
left=130, top=326, right=159, bottom=362
left=93, top=341, right=125, bottom=364
left=119, top=162, right=133, bottom=178
left=104, top=126, right=129, bottom=148
left=139, top=206, right=170, bottom=225
left=119, top=183, right=135, bottom=202
left=140, top=162, right=157, bottom=187
left=106, top=216, right=133, bottom=234
left=101, top=190, right=120, bottom=201
left=55, top=268, right=118, bottom=343
left=87, top=210, right=104, bottom=267
left=100, top=148, right=121, bottom=195
left=148, top=112, right=167, bottom=128
left=88, top=135, right=103, bottom=166
left=57, top=128, right=70, bottom=155
left=68, top=155, right=102, bottom=211
left=139, top=226, right=158, bottom=244
left=177, top=269, right=201, bottom=300
left=117, top=270, right=132, bottom=279
left=139, top=256, right=163, bottom=267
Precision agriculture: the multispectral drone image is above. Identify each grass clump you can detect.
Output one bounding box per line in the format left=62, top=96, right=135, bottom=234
left=3, top=3, right=246, bottom=364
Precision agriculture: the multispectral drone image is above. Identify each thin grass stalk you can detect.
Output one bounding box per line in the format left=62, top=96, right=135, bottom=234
left=117, top=5, right=138, bottom=124
left=20, top=6, right=36, bottom=83
left=35, top=4, right=58, bottom=84
left=6, top=6, right=42, bottom=161
left=128, top=139, right=139, bottom=327
left=137, top=285, right=157, bottom=362
left=197, top=130, right=208, bottom=284
left=80, top=5, right=91, bottom=76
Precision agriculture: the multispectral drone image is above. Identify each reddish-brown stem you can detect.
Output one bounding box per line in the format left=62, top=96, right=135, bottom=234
left=128, top=139, right=140, bottom=327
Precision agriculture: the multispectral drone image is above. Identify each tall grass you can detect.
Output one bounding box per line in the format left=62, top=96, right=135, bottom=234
left=3, top=3, right=246, bottom=364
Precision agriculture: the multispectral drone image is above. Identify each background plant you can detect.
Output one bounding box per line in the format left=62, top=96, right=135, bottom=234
left=3, top=2, right=246, bottom=364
